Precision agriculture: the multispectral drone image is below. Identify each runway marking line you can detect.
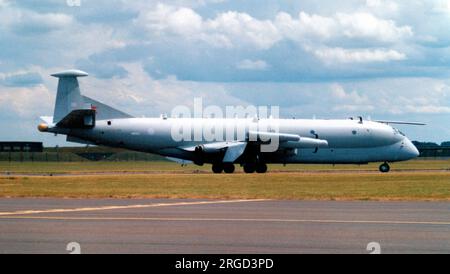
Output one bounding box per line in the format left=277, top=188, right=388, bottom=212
left=0, top=216, right=449, bottom=226
left=0, top=199, right=268, bottom=216
left=0, top=199, right=448, bottom=226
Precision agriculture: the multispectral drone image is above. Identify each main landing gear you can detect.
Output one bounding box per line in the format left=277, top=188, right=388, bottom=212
left=243, top=163, right=268, bottom=174
left=379, top=162, right=391, bottom=173
left=211, top=163, right=268, bottom=174
left=212, top=163, right=236, bottom=174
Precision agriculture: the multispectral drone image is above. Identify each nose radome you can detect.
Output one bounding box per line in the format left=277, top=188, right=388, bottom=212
left=402, top=138, right=420, bottom=159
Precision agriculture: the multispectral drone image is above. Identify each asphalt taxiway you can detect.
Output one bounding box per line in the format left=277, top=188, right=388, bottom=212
left=0, top=198, right=449, bottom=254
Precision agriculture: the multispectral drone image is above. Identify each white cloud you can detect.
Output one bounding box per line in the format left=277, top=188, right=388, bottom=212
left=332, top=104, right=375, bottom=112
left=275, top=12, right=337, bottom=41
left=366, top=0, right=399, bottom=14
left=336, top=12, right=412, bottom=42
left=432, top=0, right=450, bottom=14
left=137, top=4, right=281, bottom=49
left=138, top=4, right=202, bottom=35
left=275, top=11, right=412, bottom=44
left=168, top=7, right=203, bottom=35
left=205, top=11, right=282, bottom=49
left=310, top=47, right=406, bottom=63
left=5, top=10, right=74, bottom=33
left=0, top=84, right=53, bottom=118
left=405, top=105, right=450, bottom=114
left=81, top=63, right=246, bottom=117
left=331, top=84, right=367, bottom=102
left=138, top=5, right=409, bottom=50
left=236, top=59, right=269, bottom=71
left=136, top=5, right=413, bottom=65
left=0, top=5, right=129, bottom=77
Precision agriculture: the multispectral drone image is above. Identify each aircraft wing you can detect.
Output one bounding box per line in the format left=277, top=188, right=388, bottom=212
left=166, top=157, right=193, bottom=165
left=180, top=142, right=233, bottom=152
left=179, top=130, right=328, bottom=164
left=222, top=142, right=247, bottom=163
left=180, top=141, right=248, bottom=163
left=375, top=120, right=426, bottom=126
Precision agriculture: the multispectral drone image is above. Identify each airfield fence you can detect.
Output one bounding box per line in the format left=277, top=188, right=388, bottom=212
left=0, top=150, right=167, bottom=162
left=0, top=147, right=449, bottom=162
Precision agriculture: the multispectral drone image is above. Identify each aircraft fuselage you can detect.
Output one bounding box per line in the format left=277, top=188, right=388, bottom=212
left=55, top=117, right=419, bottom=165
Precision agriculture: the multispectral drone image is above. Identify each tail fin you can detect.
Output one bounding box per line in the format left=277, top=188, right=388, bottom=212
left=51, top=70, right=88, bottom=124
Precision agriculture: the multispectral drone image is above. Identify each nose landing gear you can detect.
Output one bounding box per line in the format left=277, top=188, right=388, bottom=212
left=379, top=162, right=391, bottom=173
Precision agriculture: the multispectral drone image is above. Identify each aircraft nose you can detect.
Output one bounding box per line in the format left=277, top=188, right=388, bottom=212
left=401, top=138, right=420, bottom=160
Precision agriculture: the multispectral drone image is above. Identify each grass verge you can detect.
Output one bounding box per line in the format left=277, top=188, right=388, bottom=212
left=1, top=171, right=449, bottom=201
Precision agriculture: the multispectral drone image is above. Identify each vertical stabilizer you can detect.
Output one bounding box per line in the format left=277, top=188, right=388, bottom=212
left=51, top=70, right=88, bottom=123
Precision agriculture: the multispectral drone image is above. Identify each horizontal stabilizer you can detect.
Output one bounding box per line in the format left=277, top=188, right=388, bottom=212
left=83, top=96, right=134, bottom=120
left=56, top=109, right=96, bottom=129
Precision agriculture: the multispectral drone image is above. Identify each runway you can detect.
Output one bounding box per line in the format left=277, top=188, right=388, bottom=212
left=0, top=198, right=449, bottom=254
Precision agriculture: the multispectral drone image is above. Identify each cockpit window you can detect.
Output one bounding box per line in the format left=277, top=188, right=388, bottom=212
left=393, top=128, right=406, bottom=136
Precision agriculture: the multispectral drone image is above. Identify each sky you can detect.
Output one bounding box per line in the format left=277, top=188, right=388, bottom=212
left=0, top=0, right=450, bottom=146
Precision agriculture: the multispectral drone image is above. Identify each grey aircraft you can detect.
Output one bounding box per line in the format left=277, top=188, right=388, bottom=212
left=38, top=70, right=421, bottom=173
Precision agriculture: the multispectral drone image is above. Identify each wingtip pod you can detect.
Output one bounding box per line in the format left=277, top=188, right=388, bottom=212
left=51, top=70, right=88, bottom=78
left=38, top=123, right=49, bottom=132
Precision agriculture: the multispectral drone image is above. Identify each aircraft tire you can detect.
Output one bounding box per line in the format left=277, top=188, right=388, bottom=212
left=223, top=164, right=235, bottom=174
left=212, top=164, right=224, bottom=174
left=256, top=163, right=268, bottom=174
left=243, top=163, right=256, bottom=174
left=379, top=162, right=390, bottom=173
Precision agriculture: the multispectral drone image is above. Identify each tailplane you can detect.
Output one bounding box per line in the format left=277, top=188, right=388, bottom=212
left=82, top=95, right=133, bottom=120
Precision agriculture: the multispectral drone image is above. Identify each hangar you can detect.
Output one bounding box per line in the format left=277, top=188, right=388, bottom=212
left=0, top=142, right=43, bottom=153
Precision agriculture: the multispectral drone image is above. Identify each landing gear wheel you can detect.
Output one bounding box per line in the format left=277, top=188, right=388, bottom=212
left=243, top=163, right=256, bottom=174
left=256, top=163, right=268, bottom=174
left=379, top=162, right=390, bottom=173
left=223, top=164, right=236, bottom=174
left=212, top=164, right=223, bottom=174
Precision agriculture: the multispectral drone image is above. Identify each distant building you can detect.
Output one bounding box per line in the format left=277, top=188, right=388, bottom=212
left=0, top=142, right=43, bottom=153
